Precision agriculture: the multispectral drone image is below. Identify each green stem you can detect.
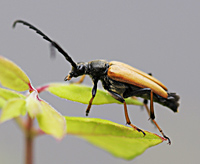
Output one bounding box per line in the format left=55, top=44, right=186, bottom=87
left=25, top=115, right=34, bottom=164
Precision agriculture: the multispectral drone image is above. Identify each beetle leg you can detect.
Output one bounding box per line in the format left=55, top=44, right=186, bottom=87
left=143, top=97, right=171, bottom=145
left=147, top=73, right=155, bottom=119
left=123, top=101, right=146, bottom=136
left=75, top=75, right=86, bottom=84
left=143, top=99, right=150, bottom=117
left=150, top=90, right=155, bottom=120
left=72, top=75, right=86, bottom=84
left=108, top=90, right=145, bottom=136
left=64, top=75, right=86, bottom=84
left=85, top=79, right=98, bottom=116
left=64, top=75, right=71, bottom=81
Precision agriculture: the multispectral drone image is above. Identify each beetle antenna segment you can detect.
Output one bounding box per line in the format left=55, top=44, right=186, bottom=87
left=13, top=20, right=77, bottom=68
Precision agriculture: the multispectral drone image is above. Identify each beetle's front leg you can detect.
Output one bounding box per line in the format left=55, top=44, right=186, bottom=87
left=74, top=75, right=86, bottom=84
left=85, top=79, right=98, bottom=116
left=64, top=75, right=86, bottom=84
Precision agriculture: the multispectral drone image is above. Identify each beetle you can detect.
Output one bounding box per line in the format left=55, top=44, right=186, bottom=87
left=13, top=20, right=180, bottom=144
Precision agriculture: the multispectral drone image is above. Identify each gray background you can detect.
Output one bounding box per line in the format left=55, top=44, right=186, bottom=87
left=0, top=1, right=199, bottom=164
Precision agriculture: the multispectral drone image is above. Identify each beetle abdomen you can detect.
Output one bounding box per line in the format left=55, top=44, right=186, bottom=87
left=123, top=86, right=179, bottom=112
left=154, top=92, right=180, bottom=112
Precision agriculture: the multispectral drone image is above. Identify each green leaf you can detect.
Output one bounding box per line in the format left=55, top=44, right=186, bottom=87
left=0, top=98, right=26, bottom=122
left=0, top=56, right=30, bottom=91
left=0, top=87, right=26, bottom=109
left=0, top=87, right=26, bottom=101
left=47, top=83, right=143, bottom=105
left=65, top=116, right=164, bottom=160
left=36, top=100, right=66, bottom=139
left=0, top=97, right=6, bottom=108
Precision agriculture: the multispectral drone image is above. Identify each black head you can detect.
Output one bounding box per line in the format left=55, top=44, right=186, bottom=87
left=64, top=62, right=88, bottom=81
left=13, top=20, right=78, bottom=72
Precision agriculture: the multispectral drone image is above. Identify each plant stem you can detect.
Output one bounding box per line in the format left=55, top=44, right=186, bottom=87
left=25, top=115, right=34, bottom=164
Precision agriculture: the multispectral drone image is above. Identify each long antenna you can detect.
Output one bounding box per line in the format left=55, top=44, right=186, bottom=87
left=13, top=20, right=77, bottom=68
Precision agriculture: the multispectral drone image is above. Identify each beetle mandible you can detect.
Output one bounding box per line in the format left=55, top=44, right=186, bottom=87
left=13, top=20, right=180, bottom=144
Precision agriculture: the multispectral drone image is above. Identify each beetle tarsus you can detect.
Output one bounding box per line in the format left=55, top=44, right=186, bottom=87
left=163, top=134, right=171, bottom=145
left=135, top=127, right=146, bottom=136
left=130, top=124, right=146, bottom=136
left=64, top=75, right=71, bottom=81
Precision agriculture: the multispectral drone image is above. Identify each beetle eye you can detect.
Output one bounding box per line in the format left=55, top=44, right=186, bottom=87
left=77, top=65, right=85, bottom=72
left=78, top=65, right=83, bottom=69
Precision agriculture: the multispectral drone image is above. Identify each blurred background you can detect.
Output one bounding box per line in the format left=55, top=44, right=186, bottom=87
left=0, top=1, right=199, bottom=164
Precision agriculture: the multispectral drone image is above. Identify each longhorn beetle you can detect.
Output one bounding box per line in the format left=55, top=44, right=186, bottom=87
left=13, top=20, right=180, bottom=144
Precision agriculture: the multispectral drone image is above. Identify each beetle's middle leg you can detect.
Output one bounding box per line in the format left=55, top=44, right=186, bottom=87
left=144, top=90, right=171, bottom=144
left=108, top=90, right=145, bottom=136
left=123, top=101, right=146, bottom=136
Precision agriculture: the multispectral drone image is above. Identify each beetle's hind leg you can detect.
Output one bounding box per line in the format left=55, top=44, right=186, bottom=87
left=108, top=90, right=145, bottom=136
left=143, top=91, right=171, bottom=144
